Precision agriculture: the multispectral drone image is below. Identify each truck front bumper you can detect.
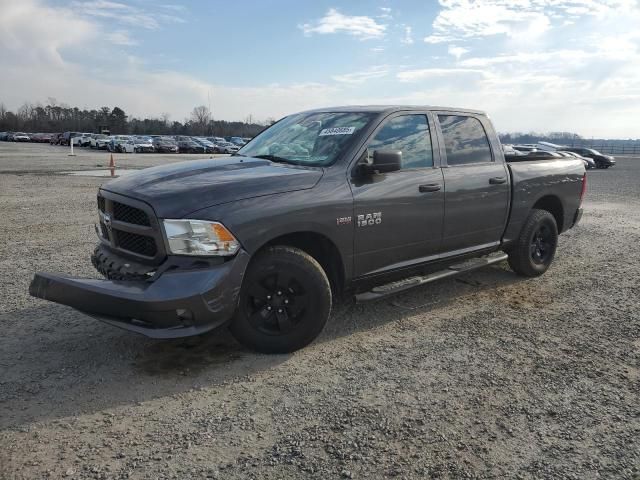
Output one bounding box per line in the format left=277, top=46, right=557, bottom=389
left=29, top=250, right=250, bottom=339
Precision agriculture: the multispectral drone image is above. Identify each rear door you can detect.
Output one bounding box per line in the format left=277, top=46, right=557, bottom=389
left=350, top=112, right=444, bottom=277
left=435, top=113, right=510, bottom=253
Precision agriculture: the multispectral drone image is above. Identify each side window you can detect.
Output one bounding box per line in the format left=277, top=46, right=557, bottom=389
left=438, top=115, right=493, bottom=166
left=367, top=115, right=433, bottom=169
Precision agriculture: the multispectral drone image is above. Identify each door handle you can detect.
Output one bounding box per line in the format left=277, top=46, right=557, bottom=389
left=489, top=176, right=507, bottom=185
left=419, top=183, right=442, bottom=193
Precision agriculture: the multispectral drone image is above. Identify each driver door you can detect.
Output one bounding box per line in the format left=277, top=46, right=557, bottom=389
left=350, top=113, right=444, bottom=277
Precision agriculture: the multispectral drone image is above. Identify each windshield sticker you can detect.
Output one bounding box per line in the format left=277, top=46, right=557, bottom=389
left=319, top=127, right=356, bottom=136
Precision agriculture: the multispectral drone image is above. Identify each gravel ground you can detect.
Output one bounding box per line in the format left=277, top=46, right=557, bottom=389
left=0, top=142, right=638, bottom=479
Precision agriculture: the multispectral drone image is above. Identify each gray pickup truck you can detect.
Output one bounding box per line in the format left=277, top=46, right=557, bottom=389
left=30, top=106, right=586, bottom=353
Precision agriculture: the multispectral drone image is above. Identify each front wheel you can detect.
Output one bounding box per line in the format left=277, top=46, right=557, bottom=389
left=507, top=209, right=558, bottom=277
left=230, top=246, right=332, bottom=353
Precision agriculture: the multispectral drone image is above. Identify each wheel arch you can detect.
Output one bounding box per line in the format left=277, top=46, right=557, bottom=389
left=252, top=231, right=346, bottom=296
left=532, top=195, right=564, bottom=232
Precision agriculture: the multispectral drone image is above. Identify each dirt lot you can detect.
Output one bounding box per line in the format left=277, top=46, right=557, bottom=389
left=0, top=142, right=638, bottom=479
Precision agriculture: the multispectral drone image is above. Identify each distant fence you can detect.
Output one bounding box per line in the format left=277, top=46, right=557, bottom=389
left=569, top=142, right=640, bottom=155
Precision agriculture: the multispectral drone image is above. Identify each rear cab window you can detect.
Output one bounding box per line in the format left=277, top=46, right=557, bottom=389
left=438, top=115, right=493, bottom=166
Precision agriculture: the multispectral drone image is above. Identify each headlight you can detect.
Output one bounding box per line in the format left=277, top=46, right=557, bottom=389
left=163, top=220, right=240, bottom=256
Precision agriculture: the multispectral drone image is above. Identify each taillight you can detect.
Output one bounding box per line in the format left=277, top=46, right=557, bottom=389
left=579, top=173, right=587, bottom=205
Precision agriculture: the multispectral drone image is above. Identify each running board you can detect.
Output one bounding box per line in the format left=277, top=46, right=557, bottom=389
left=354, top=252, right=508, bottom=303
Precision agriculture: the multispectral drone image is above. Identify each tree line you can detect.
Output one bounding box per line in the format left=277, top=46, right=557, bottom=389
left=0, top=100, right=273, bottom=138
left=499, top=131, right=640, bottom=146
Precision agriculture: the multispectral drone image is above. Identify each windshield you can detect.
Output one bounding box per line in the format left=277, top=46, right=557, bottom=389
left=238, top=111, right=374, bottom=166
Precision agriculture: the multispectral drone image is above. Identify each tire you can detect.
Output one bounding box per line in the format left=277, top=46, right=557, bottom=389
left=230, top=246, right=332, bottom=353
left=507, top=208, right=558, bottom=277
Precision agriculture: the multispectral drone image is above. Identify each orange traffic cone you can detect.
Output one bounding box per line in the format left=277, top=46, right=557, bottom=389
left=109, top=154, right=116, bottom=177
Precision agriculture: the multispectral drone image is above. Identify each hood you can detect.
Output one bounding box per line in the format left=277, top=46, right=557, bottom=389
left=101, top=156, right=324, bottom=218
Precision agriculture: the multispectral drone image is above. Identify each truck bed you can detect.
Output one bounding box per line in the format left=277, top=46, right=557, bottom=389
left=503, top=158, right=585, bottom=244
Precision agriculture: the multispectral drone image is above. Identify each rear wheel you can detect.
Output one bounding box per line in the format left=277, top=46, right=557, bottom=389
left=230, top=246, right=332, bottom=353
left=507, top=209, right=558, bottom=277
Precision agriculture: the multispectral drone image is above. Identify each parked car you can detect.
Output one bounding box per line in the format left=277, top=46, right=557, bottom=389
left=0, top=132, right=8, bottom=141
left=175, top=136, right=205, bottom=153
left=502, top=145, right=526, bottom=157
left=512, top=144, right=538, bottom=152
left=89, top=134, right=106, bottom=149
left=107, top=136, right=134, bottom=153
left=12, top=132, right=31, bottom=142
left=564, top=147, right=615, bottom=169
left=560, top=151, right=596, bottom=169
left=132, top=136, right=155, bottom=153
left=532, top=142, right=596, bottom=170
left=228, top=136, right=247, bottom=146
left=193, top=138, right=216, bottom=153
left=30, top=105, right=586, bottom=353
left=60, top=132, right=80, bottom=146
left=92, top=134, right=111, bottom=150
left=152, top=136, right=179, bottom=153
left=29, top=132, right=47, bottom=143
left=50, top=133, right=63, bottom=145
left=214, top=141, right=240, bottom=154
left=73, top=133, right=92, bottom=147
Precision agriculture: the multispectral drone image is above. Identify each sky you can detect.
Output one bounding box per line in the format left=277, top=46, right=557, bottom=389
left=1, top=0, right=640, bottom=138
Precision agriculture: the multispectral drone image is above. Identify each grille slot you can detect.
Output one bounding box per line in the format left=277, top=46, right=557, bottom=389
left=113, top=202, right=150, bottom=226
left=116, top=231, right=157, bottom=257
left=100, top=222, right=109, bottom=239
left=97, top=196, right=105, bottom=212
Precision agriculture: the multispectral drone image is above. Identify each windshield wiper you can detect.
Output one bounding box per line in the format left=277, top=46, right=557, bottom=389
left=252, top=154, right=299, bottom=165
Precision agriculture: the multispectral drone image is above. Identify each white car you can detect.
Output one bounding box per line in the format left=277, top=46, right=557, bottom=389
left=132, top=137, right=155, bottom=153
left=214, top=141, right=240, bottom=154
left=72, top=133, right=91, bottom=147
left=90, top=134, right=107, bottom=149
left=12, top=132, right=31, bottom=142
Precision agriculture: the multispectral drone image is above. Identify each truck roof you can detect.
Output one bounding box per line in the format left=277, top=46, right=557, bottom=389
left=301, top=105, right=487, bottom=116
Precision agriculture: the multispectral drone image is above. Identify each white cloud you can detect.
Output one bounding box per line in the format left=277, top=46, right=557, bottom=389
left=332, top=66, right=389, bottom=84
left=396, top=68, right=484, bottom=82
left=424, top=0, right=550, bottom=43
left=3, top=0, right=640, bottom=138
left=401, top=26, right=414, bottom=45
left=300, top=8, right=386, bottom=39
left=424, top=0, right=638, bottom=43
left=448, top=45, right=469, bottom=59
left=106, top=30, right=137, bottom=46
left=378, top=6, right=392, bottom=19
left=0, top=0, right=337, bottom=122
left=70, top=0, right=186, bottom=29
left=1, top=0, right=96, bottom=65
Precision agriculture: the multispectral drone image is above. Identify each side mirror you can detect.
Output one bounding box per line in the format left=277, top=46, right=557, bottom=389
left=372, top=150, right=402, bottom=173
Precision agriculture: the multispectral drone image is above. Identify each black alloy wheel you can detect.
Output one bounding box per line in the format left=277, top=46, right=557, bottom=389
left=507, top=208, right=558, bottom=277
left=530, top=223, right=554, bottom=265
left=245, top=271, right=308, bottom=336
left=230, top=246, right=332, bottom=353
